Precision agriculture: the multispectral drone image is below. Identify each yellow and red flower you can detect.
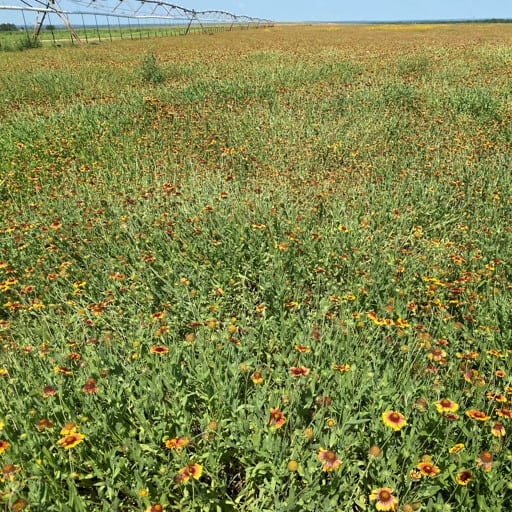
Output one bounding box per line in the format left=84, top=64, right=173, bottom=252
left=251, top=371, right=264, bottom=384
left=456, top=470, right=472, bottom=485
left=369, top=487, right=398, bottom=511
left=164, top=436, right=190, bottom=450
left=146, top=505, right=163, bottom=512
left=317, top=448, right=341, bottom=472
left=417, top=461, right=440, bottom=477
left=476, top=451, right=493, bottom=471
left=409, top=469, right=422, bottom=481
left=0, top=441, right=9, bottom=454
left=57, top=433, right=85, bottom=449
left=60, top=422, right=78, bottom=435
left=491, top=421, right=506, bottom=437
left=54, top=366, right=72, bottom=375
left=449, top=443, right=465, bottom=454
left=382, top=411, right=407, bottom=431
left=433, top=399, right=459, bottom=414
left=496, top=408, right=512, bottom=419
left=43, top=385, right=56, bottom=397
left=269, top=407, right=285, bottom=429
left=82, top=378, right=98, bottom=394
left=150, top=345, right=169, bottom=354
left=2, top=463, right=19, bottom=482
left=466, top=409, right=490, bottom=421
left=289, top=366, right=310, bottom=377
left=36, top=418, right=54, bottom=431
left=427, top=348, right=447, bottom=363
left=174, top=463, right=203, bottom=483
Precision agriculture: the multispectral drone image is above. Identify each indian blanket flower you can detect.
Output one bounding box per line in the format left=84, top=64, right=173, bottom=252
left=491, top=421, right=506, bottom=437
left=269, top=407, right=285, bottom=429
left=164, top=436, right=190, bottom=450
left=417, top=461, right=441, bottom=477
left=476, top=451, right=493, bottom=471
left=449, top=443, right=465, bottom=454
left=10, top=498, right=27, bottom=512
left=251, top=371, right=264, bottom=384
left=317, top=448, right=341, bottom=472
left=290, top=366, right=310, bottom=377
left=60, top=422, right=78, bottom=435
left=146, top=504, right=164, bottom=512
left=0, top=440, right=9, bottom=454
left=433, top=399, right=459, bottom=414
left=57, top=432, right=85, bottom=449
left=456, top=470, right=473, bottom=485
left=2, top=463, right=19, bottom=482
left=43, top=385, right=56, bottom=398
left=382, top=411, right=407, bottom=431
left=54, top=366, right=72, bottom=375
left=427, top=348, right=447, bottom=363
left=369, top=487, right=398, bottom=511
left=150, top=345, right=169, bottom=354
left=496, top=408, right=512, bottom=419
left=36, top=418, right=54, bottom=431
left=409, top=469, right=422, bottom=481
left=82, top=378, right=98, bottom=394
left=174, top=463, right=203, bottom=483
left=466, top=409, right=490, bottom=421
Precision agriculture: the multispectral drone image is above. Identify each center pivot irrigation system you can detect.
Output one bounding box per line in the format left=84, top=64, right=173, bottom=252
left=0, top=0, right=273, bottom=44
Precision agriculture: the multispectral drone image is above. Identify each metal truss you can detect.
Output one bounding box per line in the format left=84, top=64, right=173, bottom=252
left=0, top=0, right=272, bottom=44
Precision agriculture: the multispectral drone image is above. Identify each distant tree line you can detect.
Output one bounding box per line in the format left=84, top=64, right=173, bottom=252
left=384, top=18, right=512, bottom=24
left=0, top=23, right=18, bottom=32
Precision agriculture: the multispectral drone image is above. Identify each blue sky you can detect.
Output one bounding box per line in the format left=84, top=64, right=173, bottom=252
left=179, top=0, right=512, bottom=22
left=1, top=0, right=511, bottom=25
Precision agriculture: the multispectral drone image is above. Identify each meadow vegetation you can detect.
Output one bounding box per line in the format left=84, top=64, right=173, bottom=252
left=0, top=23, right=512, bottom=511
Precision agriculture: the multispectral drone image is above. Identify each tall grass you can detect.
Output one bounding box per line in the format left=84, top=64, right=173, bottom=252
left=0, top=24, right=512, bottom=511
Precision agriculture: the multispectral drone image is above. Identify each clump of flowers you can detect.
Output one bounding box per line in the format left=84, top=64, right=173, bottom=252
left=57, top=422, right=85, bottom=449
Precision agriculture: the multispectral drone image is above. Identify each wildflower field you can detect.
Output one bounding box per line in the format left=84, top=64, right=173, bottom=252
left=1, top=22, right=512, bottom=511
